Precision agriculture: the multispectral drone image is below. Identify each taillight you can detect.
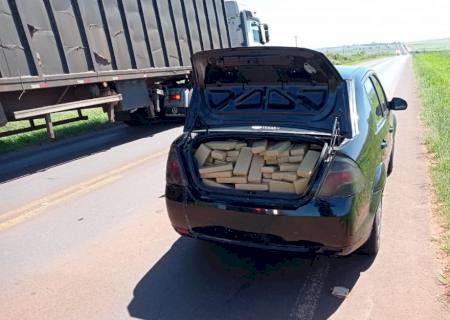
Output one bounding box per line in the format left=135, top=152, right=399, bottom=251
left=317, top=156, right=365, bottom=197
left=169, top=94, right=182, bottom=101
left=173, top=226, right=191, bottom=236
left=166, top=146, right=188, bottom=186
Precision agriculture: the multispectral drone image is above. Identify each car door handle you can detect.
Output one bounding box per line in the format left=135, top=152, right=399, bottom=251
left=381, top=139, right=388, bottom=149
left=389, top=127, right=394, bottom=133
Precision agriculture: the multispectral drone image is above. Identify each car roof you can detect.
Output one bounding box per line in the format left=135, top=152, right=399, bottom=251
left=335, top=65, right=371, bottom=80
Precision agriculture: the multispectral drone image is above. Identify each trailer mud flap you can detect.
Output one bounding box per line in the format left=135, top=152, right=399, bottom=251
left=0, top=102, right=7, bottom=126
left=115, top=80, right=151, bottom=111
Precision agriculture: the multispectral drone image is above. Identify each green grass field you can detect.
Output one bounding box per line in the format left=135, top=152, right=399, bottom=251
left=409, top=38, right=450, bottom=52
left=0, top=108, right=111, bottom=155
left=413, top=52, right=450, bottom=252
left=326, top=52, right=393, bottom=65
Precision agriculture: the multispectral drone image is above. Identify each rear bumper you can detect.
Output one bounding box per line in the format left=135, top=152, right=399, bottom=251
left=164, top=106, right=187, bottom=117
left=166, top=195, right=367, bottom=255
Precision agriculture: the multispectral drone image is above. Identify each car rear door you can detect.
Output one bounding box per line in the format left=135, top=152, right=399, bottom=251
left=363, top=74, right=390, bottom=171
left=370, top=75, right=394, bottom=164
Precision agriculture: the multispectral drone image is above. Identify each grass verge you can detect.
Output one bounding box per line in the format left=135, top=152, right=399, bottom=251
left=413, top=52, right=450, bottom=254
left=0, top=108, right=111, bottom=155
left=408, top=38, right=450, bottom=52
left=326, top=52, right=393, bottom=65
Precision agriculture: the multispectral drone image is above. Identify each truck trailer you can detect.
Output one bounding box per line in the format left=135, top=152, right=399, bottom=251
left=0, top=0, right=269, bottom=138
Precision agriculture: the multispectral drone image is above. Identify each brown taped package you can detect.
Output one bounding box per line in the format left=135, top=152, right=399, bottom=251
left=248, top=155, right=265, bottom=183
left=251, top=140, right=268, bottom=154
left=261, top=166, right=277, bottom=173
left=199, top=163, right=233, bottom=174
left=294, top=178, right=309, bottom=194
left=297, top=150, right=320, bottom=178
left=266, top=141, right=291, bottom=157
left=269, top=181, right=296, bottom=193
left=211, top=150, right=227, bottom=161
left=194, top=144, right=211, bottom=167
left=217, top=176, right=248, bottom=184
left=233, top=147, right=253, bottom=176
left=205, top=141, right=237, bottom=150
left=201, top=171, right=233, bottom=179
left=235, top=184, right=269, bottom=191
left=290, top=143, right=308, bottom=156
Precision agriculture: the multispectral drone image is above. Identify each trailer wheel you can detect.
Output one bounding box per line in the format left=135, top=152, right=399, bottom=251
left=124, top=109, right=150, bottom=126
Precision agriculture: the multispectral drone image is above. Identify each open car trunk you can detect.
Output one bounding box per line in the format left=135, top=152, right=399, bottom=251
left=178, top=47, right=350, bottom=206
left=184, top=131, right=329, bottom=204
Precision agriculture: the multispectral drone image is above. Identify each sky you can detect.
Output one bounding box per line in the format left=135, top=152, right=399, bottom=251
left=240, top=0, right=450, bottom=48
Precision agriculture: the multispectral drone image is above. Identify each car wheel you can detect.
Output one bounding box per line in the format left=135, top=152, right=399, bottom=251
left=387, top=145, right=394, bottom=176
left=360, top=199, right=382, bottom=256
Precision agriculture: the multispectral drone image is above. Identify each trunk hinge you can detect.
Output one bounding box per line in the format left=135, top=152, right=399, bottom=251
left=187, top=115, right=209, bottom=139
left=326, top=116, right=341, bottom=161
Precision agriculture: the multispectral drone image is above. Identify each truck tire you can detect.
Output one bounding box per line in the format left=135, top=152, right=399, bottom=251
left=124, top=109, right=150, bottom=126
left=359, top=199, right=382, bottom=256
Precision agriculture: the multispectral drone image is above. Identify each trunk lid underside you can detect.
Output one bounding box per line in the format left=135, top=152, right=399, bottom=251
left=186, top=47, right=352, bottom=138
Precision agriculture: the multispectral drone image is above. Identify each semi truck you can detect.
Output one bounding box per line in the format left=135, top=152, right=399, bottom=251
left=162, top=0, right=269, bottom=118
left=0, top=0, right=269, bottom=138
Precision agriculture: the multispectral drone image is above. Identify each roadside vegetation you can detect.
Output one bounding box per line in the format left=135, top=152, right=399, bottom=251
left=413, top=52, right=450, bottom=254
left=326, top=52, right=394, bottom=65
left=321, top=41, right=404, bottom=65
left=0, top=108, right=111, bottom=155
left=408, top=38, right=450, bottom=52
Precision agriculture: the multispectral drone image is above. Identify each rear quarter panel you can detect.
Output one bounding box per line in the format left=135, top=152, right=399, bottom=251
left=340, top=71, right=386, bottom=237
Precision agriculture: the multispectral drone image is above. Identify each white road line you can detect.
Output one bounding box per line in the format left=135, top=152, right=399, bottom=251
left=289, top=259, right=331, bottom=320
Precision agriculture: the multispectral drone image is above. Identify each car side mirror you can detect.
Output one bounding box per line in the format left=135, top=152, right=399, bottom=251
left=258, top=25, right=266, bottom=44
left=388, top=97, right=407, bottom=110
left=264, top=24, right=270, bottom=43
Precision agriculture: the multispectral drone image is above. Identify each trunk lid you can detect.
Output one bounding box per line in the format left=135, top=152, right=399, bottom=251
left=185, top=47, right=352, bottom=138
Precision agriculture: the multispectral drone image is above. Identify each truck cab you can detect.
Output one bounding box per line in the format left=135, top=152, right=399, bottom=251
left=225, top=0, right=270, bottom=47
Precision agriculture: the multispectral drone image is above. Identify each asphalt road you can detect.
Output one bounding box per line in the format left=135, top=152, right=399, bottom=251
left=0, top=56, right=447, bottom=319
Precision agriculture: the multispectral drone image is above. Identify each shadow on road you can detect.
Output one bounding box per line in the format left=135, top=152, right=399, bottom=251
left=128, top=238, right=375, bottom=320
left=0, top=122, right=182, bottom=183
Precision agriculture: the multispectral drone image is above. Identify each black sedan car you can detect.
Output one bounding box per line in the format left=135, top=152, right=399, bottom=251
left=165, top=47, right=407, bottom=256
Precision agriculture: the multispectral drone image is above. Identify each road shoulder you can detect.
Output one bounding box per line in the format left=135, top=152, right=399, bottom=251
left=330, top=56, right=448, bottom=319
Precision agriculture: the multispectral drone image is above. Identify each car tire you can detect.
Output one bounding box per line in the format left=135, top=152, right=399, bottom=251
left=387, top=145, right=394, bottom=176
left=360, top=199, right=382, bottom=256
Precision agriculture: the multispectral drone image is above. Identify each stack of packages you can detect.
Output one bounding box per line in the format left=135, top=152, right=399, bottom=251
left=194, top=139, right=321, bottom=195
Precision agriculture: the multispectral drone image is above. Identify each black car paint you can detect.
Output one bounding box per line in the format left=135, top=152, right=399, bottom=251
left=336, top=68, right=395, bottom=241
left=165, top=48, right=404, bottom=255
